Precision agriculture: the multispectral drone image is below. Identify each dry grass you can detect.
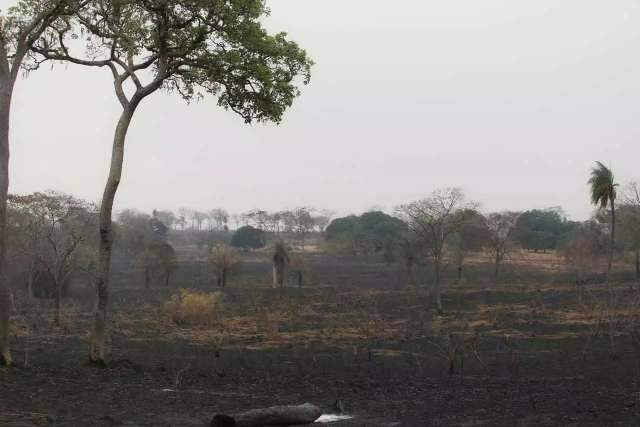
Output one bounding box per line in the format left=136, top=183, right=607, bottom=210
left=165, top=288, right=223, bottom=327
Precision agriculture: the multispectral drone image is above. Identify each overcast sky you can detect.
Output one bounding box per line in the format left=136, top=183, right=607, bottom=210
left=5, top=0, right=640, bottom=220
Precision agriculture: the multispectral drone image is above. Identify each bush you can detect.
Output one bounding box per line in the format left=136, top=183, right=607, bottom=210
left=231, top=225, right=265, bottom=249
left=165, top=289, right=222, bottom=327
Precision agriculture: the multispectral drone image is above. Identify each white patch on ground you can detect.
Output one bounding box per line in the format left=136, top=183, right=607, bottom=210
left=316, top=414, right=354, bottom=423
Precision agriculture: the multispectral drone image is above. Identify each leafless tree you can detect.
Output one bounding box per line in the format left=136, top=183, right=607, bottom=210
left=397, top=188, right=476, bottom=313
left=154, top=210, right=176, bottom=230
left=208, top=244, right=239, bottom=288
left=291, top=207, right=315, bottom=252
left=484, top=211, right=520, bottom=282
left=138, top=243, right=177, bottom=288
left=8, top=191, right=96, bottom=325
left=193, top=211, right=207, bottom=231
left=558, top=220, right=604, bottom=300
left=208, top=208, right=229, bottom=232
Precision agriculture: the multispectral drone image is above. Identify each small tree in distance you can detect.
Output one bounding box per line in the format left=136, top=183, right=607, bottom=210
left=209, top=244, right=239, bottom=288
left=396, top=188, right=477, bottom=314
left=231, top=226, right=266, bottom=250
left=484, top=211, right=520, bottom=282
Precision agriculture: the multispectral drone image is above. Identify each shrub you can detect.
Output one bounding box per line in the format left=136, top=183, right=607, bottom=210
left=231, top=225, right=266, bottom=249
left=165, top=288, right=222, bottom=327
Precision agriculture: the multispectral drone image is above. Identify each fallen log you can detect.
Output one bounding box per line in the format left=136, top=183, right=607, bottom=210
left=211, top=403, right=322, bottom=427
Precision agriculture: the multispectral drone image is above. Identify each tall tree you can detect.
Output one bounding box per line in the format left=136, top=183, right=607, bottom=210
left=0, top=0, right=85, bottom=366
left=588, top=161, right=617, bottom=288
left=33, top=0, right=312, bottom=365
left=397, top=188, right=476, bottom=314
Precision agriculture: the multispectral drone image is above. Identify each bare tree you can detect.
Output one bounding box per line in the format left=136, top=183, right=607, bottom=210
left=8, top=191, right=96, bottom=325
left=447, top=209, right=489, bottom=283
left=291, top=207, right=315, bottom=252
left=621, top=182, right=640, bottom=282
left=484, top=211, right=520, bottom=282
left=192, top=211, right=206, bottom=231
left=208, top=208, right=229, bottom=232
left=139, top=243, right=177, bottom=288
left=208, top=244, right=239, bottom=288
left=558, top=220, right=605, bottom=299
left=154, top=210, right=176, bottom=230
left=397, top=188, right=476, bottom=313
left=177, top=208, right=190, bottom=230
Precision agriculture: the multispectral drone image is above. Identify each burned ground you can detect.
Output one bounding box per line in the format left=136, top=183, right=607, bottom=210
left=2, top=248, right=640, bottom=426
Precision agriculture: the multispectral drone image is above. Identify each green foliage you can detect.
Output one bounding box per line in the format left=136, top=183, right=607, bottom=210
left=231, top=225, right=265, bottom=250
left=325, top=215, right=359, bottom=241
left=34, top=0, right=313, bottom=124
left=325, top=211, right=407, bottom=255
left=588, top=161, right=617, bottom=209
left=513, top=209, right=572, bottom=252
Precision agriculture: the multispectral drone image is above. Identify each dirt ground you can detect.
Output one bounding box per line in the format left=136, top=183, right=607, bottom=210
left=3, top=251, right=640, bottom=426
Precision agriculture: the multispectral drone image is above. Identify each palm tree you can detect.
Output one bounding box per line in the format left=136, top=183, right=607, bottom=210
left=588, top=161, right=618, bottom=287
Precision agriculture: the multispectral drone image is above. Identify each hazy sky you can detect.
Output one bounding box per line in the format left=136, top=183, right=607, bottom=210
left=5, top=0, right=640, bottom=220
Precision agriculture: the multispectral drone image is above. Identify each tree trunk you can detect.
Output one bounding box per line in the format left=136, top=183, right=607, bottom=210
left=635, top=249, right=639, bottom=285
left=494, top=252, right=501, bottom=283
left=54, top=276, right=61, bottom=326
left=0, top=61, right=14, bottom=367
left=297, top=271, right=302, bottom=288
left=221, top=268, right=227, bottom=288
left=272, top=264, right=278, bottom=288
left=211, top=403, right=322, bottom=427
left=90, top=105, right=137, bottom=366
left=273, top=261, right=285, bottom=288
left=27, top=255, right=36, bottom=298
left=607, top=201, right=615, bottom=291
left=434, top=256, right=442, bottom=314
left=164, top=269, right=170, bottom=287
left=457, top=263, right=463, bottom=283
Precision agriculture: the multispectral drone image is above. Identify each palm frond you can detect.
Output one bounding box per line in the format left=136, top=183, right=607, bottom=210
left=588, top=161, right=616, bottom=208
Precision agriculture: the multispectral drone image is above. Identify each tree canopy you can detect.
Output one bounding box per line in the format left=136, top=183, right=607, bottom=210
left=231, top=225, right=265, bottom=250
left=325, top=211, right=406, bottom=255
left=513, top=209, right=571, bottom=252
